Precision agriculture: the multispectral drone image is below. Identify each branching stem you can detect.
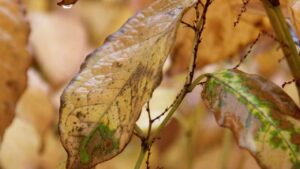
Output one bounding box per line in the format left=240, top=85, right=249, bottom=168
left=133, top=1, right=212, bottom=168
left=261, top=0, right=300, bottom=101
left=134, top=146, right=147, bottom=169
left=153, top=0, right=212, bottom=139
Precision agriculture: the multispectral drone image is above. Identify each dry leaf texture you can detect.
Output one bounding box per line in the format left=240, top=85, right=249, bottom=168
left=202, top=69, right=300, bottom=169
left=0, top=0, right=30, bottom=141
left=59, top=0, right=196, bottom=168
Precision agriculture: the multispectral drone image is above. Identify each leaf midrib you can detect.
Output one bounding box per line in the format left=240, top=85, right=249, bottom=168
left=211, top=74, right=299, bottom=163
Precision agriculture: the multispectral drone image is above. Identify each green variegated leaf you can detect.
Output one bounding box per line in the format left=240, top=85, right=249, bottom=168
left=59, top=0, right=196, bottom=168
left=202, top=69, right=300, bottom=169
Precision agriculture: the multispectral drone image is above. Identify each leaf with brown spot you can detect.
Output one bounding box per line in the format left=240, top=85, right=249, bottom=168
left=202, top=69, right=300, bottom=169
left=59, top=0, right=196, bottom=168
left=0, top=0, right=31, bottom=141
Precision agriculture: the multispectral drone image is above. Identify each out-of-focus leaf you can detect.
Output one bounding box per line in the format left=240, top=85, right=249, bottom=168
left=0, top=0, right=31, bottom=141
left=75, top=1, right=133, bottom=45
left=255, top=43, right=283, bottom=77
left=289, top=1, right=300, bottom=40
left=16, top=87, right=55, bottom=135
left=59, top=0, right=196, bottom=168
left=130, top=0, right=155, bottom=10
left=202, top=69, right=300, bottom=169
left=169, top=0, right=269, bottom=74
left=137, top=87, right=178, bottom=130
left=29, top=11, right=89, bottom=87
left=0, top=118, right=40, bottom=169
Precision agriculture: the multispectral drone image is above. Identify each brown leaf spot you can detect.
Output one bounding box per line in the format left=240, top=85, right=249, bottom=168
left=291, top=133, right=300, bottom=145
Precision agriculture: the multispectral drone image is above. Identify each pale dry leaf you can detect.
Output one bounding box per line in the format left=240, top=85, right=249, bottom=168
left=16, top=87, right=55, bottom=135
left=39, top=132, right=67, bottom=169
left=75, top=1, right=133, bottom=45
left=130, top=0, right=155, bottom=10
left=136, top=87, right=178, bottom=130
left=0, top=0, right=31, bottom=141
left=29, top=11, right=89, bottom=87
left=289, top=0, right=300, bottom=40
left=0, top=118, right=40, bottom=169
left=59, top=0, right=197, bottom=168
left=16, top=68, right=54, bottom=136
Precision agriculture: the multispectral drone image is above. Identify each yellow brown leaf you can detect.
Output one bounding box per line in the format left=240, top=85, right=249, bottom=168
left=59, top=0, right=196, bottom=168
left=0, top=0, right=31, bottom=141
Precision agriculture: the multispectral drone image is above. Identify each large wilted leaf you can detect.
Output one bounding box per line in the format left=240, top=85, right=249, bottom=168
left=0, top=0, right=31, bottom=141
left=59, top=0, right=196, bottom=168
left=202, top=69, right=300, bottom=169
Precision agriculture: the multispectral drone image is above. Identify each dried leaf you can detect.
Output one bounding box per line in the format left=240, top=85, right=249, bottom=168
left=202, top=69, right=300, bottom=169
left=29, top=11, right=88, bottom=87
left=0, top=118, right=40, bottom=169
left=16, top=87, right=55, bottom=135
left=289, top=1, right=300, bottom=40
left=0, top=0, right=31, bottom=141
left=75, top=1, right=133, bottom=45
left=169, top=0, right=269, bottom=74
left=59, top=0, right=196, bottom=168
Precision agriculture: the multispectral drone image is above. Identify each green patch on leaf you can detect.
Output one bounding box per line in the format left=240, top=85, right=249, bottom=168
left=202, top=69, right=300, bottom=169
left=79, top=123, right=119, bottom=164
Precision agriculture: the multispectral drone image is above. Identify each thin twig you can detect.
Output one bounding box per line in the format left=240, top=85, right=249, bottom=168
left=233, top=33, right=261, bottom=69
left=134, top=1, right=213, bottom=169
left=234, top=0, right=250, bottom=27
left=282, top=79, right=297, bottom=88
left=154, top=0, right=212, bottom=138
left=151, top=0, right=210, bottom=125
left=181, top=20, right=196, bottom=30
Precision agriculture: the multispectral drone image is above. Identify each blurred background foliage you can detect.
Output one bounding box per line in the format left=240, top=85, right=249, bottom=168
left=0, top=0, right=299, bottom=169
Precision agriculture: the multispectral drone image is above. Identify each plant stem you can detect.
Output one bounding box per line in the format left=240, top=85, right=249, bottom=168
left=220, top=130, right=232, bottom=169
left=186, top=129, right=193, bottom=169
left=134, top=147, right=147, bottom=169
left=133, top=1, right=212, bottom=168
left=153, top=0, right=211, bottom=139
left=134, top=124, right=145, bottom=138
left=261, top=0, right=300, bottom=100
left=188, top=73, right=210, bottom=92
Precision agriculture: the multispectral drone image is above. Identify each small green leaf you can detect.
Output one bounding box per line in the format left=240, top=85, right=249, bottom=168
left=202, top=69, right=300, bottom=169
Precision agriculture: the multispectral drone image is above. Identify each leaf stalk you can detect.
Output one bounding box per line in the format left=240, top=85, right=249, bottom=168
left=261, top=0, right=300, bottom=101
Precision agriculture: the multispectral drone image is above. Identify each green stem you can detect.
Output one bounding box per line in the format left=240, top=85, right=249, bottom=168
left=220, top=130, right=232, bottom=169
left=133, top=1, right=212, bottom=167
left=153, top=0, right=212, bottom=137
left=188, top=73, right=210, bottom=92
left=134, top=124, right=145, bottom=138
left=153, top=75, right=207, bottom=138
left=186, top=130, right=193, bottom=169
left=134, top=147, right=147, bottom=169
left=261, top=0, right=300, bottom=100
left=153, top=74, right=207, bottom=137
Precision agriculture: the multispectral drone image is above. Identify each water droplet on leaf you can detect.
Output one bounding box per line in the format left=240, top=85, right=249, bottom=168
left=61, top=4, right=73, bottom=9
